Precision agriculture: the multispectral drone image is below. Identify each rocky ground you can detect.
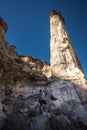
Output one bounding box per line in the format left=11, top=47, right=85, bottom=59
left=1, top=94, right=87, bottom=130
left=0, top=53, right=87, bottom=130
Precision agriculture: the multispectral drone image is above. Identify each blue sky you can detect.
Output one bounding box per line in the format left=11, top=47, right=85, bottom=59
left=0, top=0, right=87, bottom=77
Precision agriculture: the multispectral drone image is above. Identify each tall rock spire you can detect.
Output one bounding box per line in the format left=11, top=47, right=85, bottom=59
left=50, top=10, right=86, bottom=87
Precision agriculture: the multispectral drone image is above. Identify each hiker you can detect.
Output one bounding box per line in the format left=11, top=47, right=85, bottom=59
left=39, top=89, right=47, bottom=114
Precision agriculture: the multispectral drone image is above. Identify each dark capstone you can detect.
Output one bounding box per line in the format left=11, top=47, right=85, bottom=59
left=50, top=10, right=65, bottom=24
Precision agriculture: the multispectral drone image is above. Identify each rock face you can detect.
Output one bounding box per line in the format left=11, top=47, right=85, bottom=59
left=20, top=55, right=51, bottom=78
left=0, top=17, right=18, bottom=59
left=50, top=10, right=86, bottom=87
left=0, top=11, right=87, bottom=130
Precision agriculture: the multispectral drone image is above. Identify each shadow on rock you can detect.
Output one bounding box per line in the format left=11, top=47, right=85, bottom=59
left=1, top=113, right=28, bottom=130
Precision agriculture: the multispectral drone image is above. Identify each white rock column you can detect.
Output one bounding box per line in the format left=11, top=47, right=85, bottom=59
left=50, top=10, right=86, bottom=86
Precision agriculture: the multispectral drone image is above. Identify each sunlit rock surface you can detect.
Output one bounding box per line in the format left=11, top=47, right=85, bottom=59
left=50, top=10, right=87, bottom=87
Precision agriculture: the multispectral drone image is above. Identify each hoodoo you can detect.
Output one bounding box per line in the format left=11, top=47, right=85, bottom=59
left=50, top=10, right=86, bottom=87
